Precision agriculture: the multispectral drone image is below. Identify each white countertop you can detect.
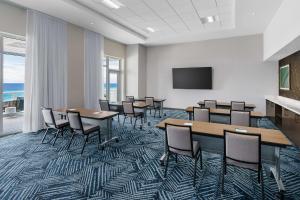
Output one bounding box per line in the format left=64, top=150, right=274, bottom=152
left=265, top=96, right=300, bottom=115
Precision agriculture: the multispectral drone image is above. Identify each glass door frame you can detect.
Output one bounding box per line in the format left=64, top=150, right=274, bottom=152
left=104, top=56, right=121, bottom=102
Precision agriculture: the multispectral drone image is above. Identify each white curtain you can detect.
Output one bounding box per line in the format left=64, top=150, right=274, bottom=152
left=84, top=30, right=103, bottom=110
left=24, top=10, right=67, bottom=132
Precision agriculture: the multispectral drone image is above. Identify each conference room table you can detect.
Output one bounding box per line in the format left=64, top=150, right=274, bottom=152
left=55, top=108, right=119, bottom=149
left=135, top=98, right=167, bottom=117
left=185, top=106, right=265, bottom=126
left=198, top=101, right=256, bottom=111
left=156, top=118, right=291, bottom=196
left=109, top=101, right=150, bottom=124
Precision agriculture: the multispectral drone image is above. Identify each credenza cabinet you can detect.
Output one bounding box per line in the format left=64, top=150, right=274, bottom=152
left=266, top=99, right=300, bottom=147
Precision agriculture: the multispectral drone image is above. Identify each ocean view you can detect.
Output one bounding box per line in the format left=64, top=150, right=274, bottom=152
left=3, top=83, right=24, bottom=102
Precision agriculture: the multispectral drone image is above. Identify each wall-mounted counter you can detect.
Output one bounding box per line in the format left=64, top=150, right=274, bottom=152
left=266, top=96, right=300, bottom=147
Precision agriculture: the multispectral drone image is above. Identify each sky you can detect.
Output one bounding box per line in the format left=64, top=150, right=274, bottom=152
left=3, top=54, right=25, bottom=83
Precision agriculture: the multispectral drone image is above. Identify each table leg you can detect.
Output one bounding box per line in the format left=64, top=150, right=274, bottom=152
left=270, top=147, right=285, bottom=196
left=99, top=118, right=119, bottom=149
left=188, top=112, right=192, bottom=120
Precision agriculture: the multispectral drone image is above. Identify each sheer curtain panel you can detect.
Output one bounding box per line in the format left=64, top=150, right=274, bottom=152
left=24, top=10, right=67, bottom=132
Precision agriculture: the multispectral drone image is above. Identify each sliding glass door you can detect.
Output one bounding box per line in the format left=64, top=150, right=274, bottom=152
left=0, top=35, right=25, bottom=135
left=102, top=56, right=121, bottom=102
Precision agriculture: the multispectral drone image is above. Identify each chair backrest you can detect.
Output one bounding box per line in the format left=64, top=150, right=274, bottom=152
left=224, top=130, right=261, bottom=169
left=230, top=110, right=250, bottom=127
left=41, top=107, right=56, bottom=127
left=204, top=100, right=217, bottom=109
left=145, top=97, right=154, bottom=107
left=122, top=101, right=134, bottom=114
left=126, top=96, right=135, bottom=102
left=67, top=111, right=83, bottom=131
left=231, top=101, right=245, bottom=111
left=193, top=107, right=210, bottom=122
left=165, top=123, right=194, bottom=156
left=99, top=99, right=110, bottom=111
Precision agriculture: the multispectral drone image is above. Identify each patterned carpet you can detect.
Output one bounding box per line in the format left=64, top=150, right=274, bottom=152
left=0, top=109, right=299, bottom=200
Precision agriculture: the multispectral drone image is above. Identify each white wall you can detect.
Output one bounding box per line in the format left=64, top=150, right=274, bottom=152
left=146, top=35, right=278, bottom=113
left=138, top=45, right=147, bottom=97
left=264, top=0, right=300, bottom=60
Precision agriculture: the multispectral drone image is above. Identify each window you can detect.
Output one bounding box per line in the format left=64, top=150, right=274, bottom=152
left=0, top=35, right=26, bottom=135
left=102, top=56, right=122, bottom=102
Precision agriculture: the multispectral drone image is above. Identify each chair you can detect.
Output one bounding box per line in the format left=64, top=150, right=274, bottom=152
left=126, top=96, right=135, bottom=102
left=41, top=107, right=69, bottom=145
left=164, top=123, right=203, bottom=187
left=122, top=101, right=144, bottom=129
left=230, top=110, right=250, bottom=127
left=145, top=97, right=161, bottom=117
left=231, top=101, right=245, bottom=111
left=221, top=130, right=264, bottom=199
left=204, top=100, right=217, bottom=109
left=193, top=107, right=210, bottom=122
left=99, top=99, right=122, bottom=122
left=66, top=110, right=101, bottom=154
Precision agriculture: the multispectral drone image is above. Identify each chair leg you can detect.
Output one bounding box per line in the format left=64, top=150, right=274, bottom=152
left=123, top=116, right=127, bottom=126
left=67, top=131, right=76, bottom=149
left=98, top=130, right=101, bottom=145
left=130, top=117, right=133, bottom=124
left=154, top=109, right=157, bottom=118
left=134, top=118, right=137, bottom=128
left=118, top=114, right=120, bottom=122
left=41, top=128, right=49, bottom=144
left=81, top=134, right=89, bottom=154
left=193, top=158, right=198, bottom=187
left=164, top=152, right=170, bottom=178
left=175, top=154, right=178, bottom=163
left=52, top=130, right=60, bottom=146
left=200, top=150, right=203, bottom=169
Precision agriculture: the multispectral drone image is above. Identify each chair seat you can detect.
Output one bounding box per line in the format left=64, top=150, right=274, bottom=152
left=170, top=141, right=200, bottom=157
left=83, top=124, right=100, bottom=134
left=226, top=158, right=259, bottom=171
left=53, top=119, right=69, bottom=129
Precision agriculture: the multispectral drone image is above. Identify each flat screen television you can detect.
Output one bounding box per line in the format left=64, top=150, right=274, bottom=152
left=172, top=67, right=212, bottom=89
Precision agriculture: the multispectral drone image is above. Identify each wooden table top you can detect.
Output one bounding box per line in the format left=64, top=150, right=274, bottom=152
left=55, top=108, right=118, bottom=120
left=185, top=106, right=265, bottom=118
left=198, top=101, right=256, bottom=108
left=109, top=102, right=150, bottom=108
left=135, top=98, right=166, bottom=102
left=156, top=118, right=291, bottom=147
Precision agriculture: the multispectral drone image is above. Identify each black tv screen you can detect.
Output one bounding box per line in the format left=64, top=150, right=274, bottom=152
left=172, top=67, right=212, bottom=89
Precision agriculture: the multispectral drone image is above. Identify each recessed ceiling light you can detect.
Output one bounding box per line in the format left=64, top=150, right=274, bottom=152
left=251, top=12, right=256, bottom=16
left=101, top=0, right=124, bottom=9
left=200, top=16, right=218, bottom=24
left=146, top=27, right=155, bottom=33
left=90, top=22, right=94, bottom=25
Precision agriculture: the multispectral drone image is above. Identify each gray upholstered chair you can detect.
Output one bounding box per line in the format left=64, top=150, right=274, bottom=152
left=164, top=123, right=203, bottom=187
left=126, top=96, right=135, bottom=102
left=99, top=99, right=122, bottom=122
left=66, top=111, right=101, bottom=154
left=193, top=107, right=210, bottom=122
left=230, top=110, right=251, bottom=127
left=231, top=101, right=245, bottom=111
left=99, top=99, right=110, bottom=111
left=145, top=97, right=161, bottom=117
left=221, top=130, right=264, bottom=199
left=41, top=107, right=69, bottom=145
left=204, top=100, right=217, bottom=109
left=122, top=101, right=144, bottom=128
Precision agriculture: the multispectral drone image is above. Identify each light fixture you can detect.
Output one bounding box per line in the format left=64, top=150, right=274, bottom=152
left=146, top=27, right=155, bottom=33
left=200, top=15, right=218, bottom=24
left=90, top=22, right=94, bottom=25
left=101, top=0, right=124, bottom=9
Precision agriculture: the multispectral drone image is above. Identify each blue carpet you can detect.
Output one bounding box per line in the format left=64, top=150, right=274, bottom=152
left=0, top=109, right=299, bottom=200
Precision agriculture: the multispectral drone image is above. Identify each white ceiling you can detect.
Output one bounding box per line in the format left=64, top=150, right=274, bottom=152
left=8, top=0, right=283, bottom=46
